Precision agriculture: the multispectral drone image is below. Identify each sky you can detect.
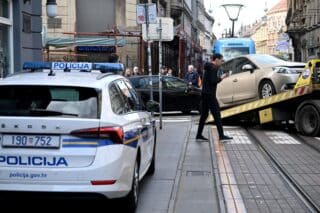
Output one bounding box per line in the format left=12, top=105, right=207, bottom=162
left=204, top=0, right=282, bottom=38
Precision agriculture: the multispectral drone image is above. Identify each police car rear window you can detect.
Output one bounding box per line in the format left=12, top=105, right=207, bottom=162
left=0, top=86, right=98, bottom=118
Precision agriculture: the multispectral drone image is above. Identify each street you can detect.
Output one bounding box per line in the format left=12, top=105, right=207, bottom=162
left=136, top=113, right=320, bottom=213
left=1, top=112, right=320, bottom=213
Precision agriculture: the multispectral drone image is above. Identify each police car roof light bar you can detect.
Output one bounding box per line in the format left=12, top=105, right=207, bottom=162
left=23, top=62, right=52, bottom=71
left=94, top=63, right=124, bottom=73
left=22, top=62, right=124, bottom=73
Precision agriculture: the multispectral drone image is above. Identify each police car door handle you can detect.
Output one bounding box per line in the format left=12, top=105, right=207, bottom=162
left=233, top=79, right=238, bottom=82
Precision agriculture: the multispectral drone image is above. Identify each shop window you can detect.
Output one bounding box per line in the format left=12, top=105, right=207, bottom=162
left=0, top=24, right=9, bottom=77
left=23, top=13, right=31, bottom=33
left=0, top=0, right=8, bottom=18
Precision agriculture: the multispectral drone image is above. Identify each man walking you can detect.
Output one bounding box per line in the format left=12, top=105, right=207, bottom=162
left=196, top=53, right=233, bottom=142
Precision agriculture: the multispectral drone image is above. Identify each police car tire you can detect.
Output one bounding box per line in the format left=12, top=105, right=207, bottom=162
left=123, top=160, right=139, bottom=212
left=296, top=104, right=320, bottom=136
left=146, top=135, right=156, bottom=175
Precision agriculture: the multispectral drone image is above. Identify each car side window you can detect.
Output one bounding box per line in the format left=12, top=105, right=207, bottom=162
left=163, top=77, right=188, bottom=89
left=116, top=79, right=141, bottom=112
left=221, top=60, right=234, bottom=76
left=109, top=83, right=127, bottom=114
left=233, top=58, right=247, bottom=74
left=124, top=79, right=145, bottom=110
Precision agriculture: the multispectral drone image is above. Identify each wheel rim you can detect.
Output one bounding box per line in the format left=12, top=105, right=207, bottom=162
left=132, top=163, right=139, bottom=204
left=261, top=83, right=273, bottom=98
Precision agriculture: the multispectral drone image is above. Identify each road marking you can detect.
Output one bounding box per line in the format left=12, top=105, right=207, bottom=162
left=265, top=132, right=301, bottom=144
left=224, top=130, right=252, bottom=144
left=156, top=118, right=191, bottom=123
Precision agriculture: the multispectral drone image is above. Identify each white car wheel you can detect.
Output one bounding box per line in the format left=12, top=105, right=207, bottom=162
left=259, top=80, right=276, bottom=98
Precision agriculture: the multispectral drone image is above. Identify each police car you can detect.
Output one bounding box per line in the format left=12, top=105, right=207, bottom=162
left=0, top=62, right=157, bottom=209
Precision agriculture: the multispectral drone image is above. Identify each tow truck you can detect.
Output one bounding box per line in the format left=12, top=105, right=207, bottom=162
left=207, top=59, right=320, bottom=136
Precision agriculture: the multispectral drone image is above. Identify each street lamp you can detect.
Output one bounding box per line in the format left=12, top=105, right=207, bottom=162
left=221, top=4, right=244, bottom=37
left=46, top=0, right=57, bottom=18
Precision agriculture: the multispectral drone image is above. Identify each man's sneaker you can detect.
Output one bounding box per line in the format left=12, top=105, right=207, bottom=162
left=196, top=135, right=209, bottom=141
left=219, top=135, right=233, bottom=141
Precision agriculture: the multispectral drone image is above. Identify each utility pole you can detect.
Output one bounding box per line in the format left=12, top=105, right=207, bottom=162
left=145, top=2, right=153, bottom=103
left=158, top=18, right=163, bottom=129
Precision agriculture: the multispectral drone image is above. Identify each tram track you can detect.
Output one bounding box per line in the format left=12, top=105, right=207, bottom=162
left=246, top=128, right=320, bottom=212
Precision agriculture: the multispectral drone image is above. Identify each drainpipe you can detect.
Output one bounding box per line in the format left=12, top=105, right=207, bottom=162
left=166, top=0, right=171, bottom=17
left=46, top=0, right=57, bottom=18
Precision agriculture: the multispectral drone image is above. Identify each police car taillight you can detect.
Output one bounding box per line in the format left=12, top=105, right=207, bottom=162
left=70, top=126, right=124, bottom=144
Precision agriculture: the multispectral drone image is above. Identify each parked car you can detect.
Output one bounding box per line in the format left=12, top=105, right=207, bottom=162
left=217, top=54, right=306, bottom=108
left=0, top=62, right=156, bottom=211
left=128, top=75, right=202, bottom=114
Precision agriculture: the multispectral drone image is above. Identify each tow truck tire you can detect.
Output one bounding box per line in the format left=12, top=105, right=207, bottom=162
left=296, top=104, right=320, bottom=136
left=259, top=80, right=276, bottom=98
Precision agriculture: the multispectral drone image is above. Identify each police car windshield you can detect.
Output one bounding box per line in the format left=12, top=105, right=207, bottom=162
left=0, top=86, right=99, bottom=118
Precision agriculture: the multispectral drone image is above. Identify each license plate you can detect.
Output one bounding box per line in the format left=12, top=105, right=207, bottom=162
left=2, top=134, right=60, bottom=148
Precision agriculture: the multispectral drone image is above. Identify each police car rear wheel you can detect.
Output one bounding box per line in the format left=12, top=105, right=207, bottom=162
left=123, top=160, right=139, bottom=211
left=146, top=135, right=156, bottom=175
left=296, top=105, right=320, bottom=136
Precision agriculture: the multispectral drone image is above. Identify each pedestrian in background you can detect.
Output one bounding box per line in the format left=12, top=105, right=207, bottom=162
left=196, top=53, right=233, bottom=142
left=133, top=66, right=140, bottom=75
left=185, top=65, right=199, bottom=87
left=167, top=68, right=173, bottom=76
left=124, top=68, right=132, bottom=77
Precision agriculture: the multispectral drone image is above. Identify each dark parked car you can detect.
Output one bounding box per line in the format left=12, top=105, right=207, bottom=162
left=128, top=75, right=201, bottom=113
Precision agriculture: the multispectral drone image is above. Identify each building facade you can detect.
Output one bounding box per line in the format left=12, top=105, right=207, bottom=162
left=238, top=0, right=292, bottom=59
left=1, top=0, right=42, bottom=77
left=42, top=0, right=142, bottom=68
left=286, top=0, right=320, bottom=61
left=266, top=0, right=288, bottom=56
left=251, top=20, right=268, bottom=54
left=41, top=0, right=214, bottom=77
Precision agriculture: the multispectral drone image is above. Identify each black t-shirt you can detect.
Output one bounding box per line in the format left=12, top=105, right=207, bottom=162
left=201, top=62, right=222, bottom=95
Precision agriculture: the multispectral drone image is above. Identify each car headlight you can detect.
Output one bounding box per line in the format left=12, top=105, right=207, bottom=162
left=272, top=66, right=298, bottom=74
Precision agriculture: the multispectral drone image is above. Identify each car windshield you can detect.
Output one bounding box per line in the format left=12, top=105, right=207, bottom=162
left=222, top=47, right=249, bottom=61
left=163, top=77, right=188, bottom=89
left=0, top=86, right=99, bottom=118
left=251, top=54, right=285, bottom=64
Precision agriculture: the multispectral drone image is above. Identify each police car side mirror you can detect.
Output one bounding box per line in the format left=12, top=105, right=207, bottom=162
left=146, top=100, right=159, bottom=112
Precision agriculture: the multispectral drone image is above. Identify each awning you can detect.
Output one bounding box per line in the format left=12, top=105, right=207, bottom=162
left=45, top=37, right=126, bottom=48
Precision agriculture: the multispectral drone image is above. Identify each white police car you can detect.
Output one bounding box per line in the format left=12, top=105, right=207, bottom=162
left=0, top=62, right=157, bottom=209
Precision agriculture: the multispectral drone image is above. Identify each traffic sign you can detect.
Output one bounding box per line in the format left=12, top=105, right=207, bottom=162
left=136, top=4, right=157, bottom=24
left=142, top=17, right=174, bottom=41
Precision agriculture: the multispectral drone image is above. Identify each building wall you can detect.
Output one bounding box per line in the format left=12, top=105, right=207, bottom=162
left=76, top=0, right=115, bottom=32
left=42, top=0, right=76, bottom=36
left=251, top=23, right=268, bottom=54
left=11, top=0, right=42, bottom=76
left=267, top=10, right=287, bottom=55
